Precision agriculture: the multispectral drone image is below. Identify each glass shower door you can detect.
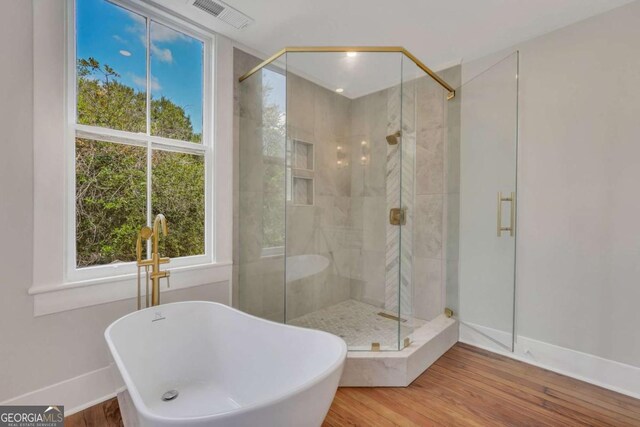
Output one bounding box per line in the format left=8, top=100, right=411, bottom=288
left=458, top=52, right=519, bottom=351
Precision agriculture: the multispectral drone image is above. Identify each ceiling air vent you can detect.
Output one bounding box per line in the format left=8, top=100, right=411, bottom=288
left=190, top=0, right=254, bottom=30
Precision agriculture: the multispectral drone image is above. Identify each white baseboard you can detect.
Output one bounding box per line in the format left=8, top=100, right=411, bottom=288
left=459, top=321, right=640, bottom=399
left=0, top=364, right=124, bottom=416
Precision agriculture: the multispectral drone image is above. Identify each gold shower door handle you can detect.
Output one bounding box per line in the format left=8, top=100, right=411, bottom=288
left=497, top=192, right=515, bottom=237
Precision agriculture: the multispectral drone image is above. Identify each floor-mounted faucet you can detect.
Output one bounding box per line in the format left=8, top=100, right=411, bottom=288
left=136, top=214, right=170, bottom=308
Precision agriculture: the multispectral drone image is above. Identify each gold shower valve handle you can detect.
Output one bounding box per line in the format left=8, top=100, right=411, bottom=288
left=389, top=208, right=406, bottom=226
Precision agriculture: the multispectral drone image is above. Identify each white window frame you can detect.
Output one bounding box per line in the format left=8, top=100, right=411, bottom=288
left=28, top=0, right=234, bottom=316
left=67, top=0, right=214, bottom=282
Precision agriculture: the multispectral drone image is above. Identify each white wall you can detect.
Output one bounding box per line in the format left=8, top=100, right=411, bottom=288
left=460, top=0, right=640, bottom=371
left=0, top=0, right=231, bottom=410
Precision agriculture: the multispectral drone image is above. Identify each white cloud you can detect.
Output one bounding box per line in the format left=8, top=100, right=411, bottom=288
left=131, top=74, right=161, bottom=92
left=151, top=43, right=173, bottom=63
left=150, top=23, right=190, bottom=43
left=125, top=10, right=146, bottom=27
left=123, top=14, right=190, bottom=66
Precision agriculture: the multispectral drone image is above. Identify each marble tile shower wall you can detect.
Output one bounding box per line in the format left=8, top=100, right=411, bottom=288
left=412, top=66, right=461, bottom=322
left=413, top=75, right=447, bottom=321
left=349, top=89, right=389, bottom=308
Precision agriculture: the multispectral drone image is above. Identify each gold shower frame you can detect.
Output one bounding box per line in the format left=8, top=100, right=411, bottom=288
left=238, top=46, right=456, bottom=99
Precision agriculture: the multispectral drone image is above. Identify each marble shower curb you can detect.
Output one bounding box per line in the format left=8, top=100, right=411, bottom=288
left=339, top=315, right=458, bottom=387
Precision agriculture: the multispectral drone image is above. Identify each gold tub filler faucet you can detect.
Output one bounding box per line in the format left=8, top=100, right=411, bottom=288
left=136, top=214, right=171, bottom=309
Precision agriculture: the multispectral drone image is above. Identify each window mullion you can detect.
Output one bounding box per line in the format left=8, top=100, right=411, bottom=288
left=145, top=16, right=152, bottom=257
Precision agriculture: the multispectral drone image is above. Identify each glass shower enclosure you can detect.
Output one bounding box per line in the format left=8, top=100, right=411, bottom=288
left=237, top=47, right=455, bottom=351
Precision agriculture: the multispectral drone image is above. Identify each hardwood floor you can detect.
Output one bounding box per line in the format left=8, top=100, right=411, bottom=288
left=324, top=343, right=640, bottom=426
left=66, top=396, right=122, bottom=427
left=66, top=343, right=640, bottom=426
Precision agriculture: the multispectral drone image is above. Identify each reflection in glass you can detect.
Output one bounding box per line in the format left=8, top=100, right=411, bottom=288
left=237, top=53, right=287, bottom=323
left=151, top=150, right=205, bottom=257
left=75, top=139, right=147, bottom=267
left=261, top=68, right=286, bottom=249
left=76, top=0, right=147, bottom=132
left=150, top=21, right=204, bottom=143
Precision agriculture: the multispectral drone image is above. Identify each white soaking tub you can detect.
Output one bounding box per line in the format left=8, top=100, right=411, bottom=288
left=105, top=301, right=346, bottom=427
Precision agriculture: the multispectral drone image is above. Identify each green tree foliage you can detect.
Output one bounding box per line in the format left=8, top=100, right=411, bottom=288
left=77, top=57, right=146, bottom=133
left=152, top=151, right=205, bottom=258
left=76, top=58, right=204, bottom=267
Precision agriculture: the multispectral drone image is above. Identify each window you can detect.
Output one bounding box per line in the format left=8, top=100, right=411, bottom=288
left=29, top=0, right=229, bottom=315
left=73, top=0, right=210, bottom=271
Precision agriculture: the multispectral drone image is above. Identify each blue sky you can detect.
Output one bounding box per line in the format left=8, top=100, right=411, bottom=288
left=77, top=0, right=203, bottom=134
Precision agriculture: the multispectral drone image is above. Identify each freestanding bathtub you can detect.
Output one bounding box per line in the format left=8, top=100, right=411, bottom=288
left=105, top=301, right=347, bottom=427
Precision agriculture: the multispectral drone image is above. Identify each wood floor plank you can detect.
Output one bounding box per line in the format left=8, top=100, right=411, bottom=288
left=102, top=398, right=124, bottom=427
left=429, top=360, right=604, bottom=426
left=382, top=385, right=490, bottom=427
left=330, top=390, right=398, bottom=427
left=438, top=354, right=637, bottom=426
left=80, top=402, right=108, bottom=427
left=64, top=411, right=87, bottom=427
left=447, top=347, right=640, bottom=423
left=443, top=351, right=640, bottom=423
left=67, top=344, right=640, bottom=427
left=453, top=343, right=640, bottom=412
left=344, top=387, right=437, bottom=426
left=418, top=367, right=565, bottom=426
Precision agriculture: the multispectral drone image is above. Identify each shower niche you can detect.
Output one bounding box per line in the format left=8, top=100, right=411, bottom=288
left=292, top=139, right=314, bottom=171
left=236, top=47, right=462, bottom=378
left=291, top=139, right=314, bottom=206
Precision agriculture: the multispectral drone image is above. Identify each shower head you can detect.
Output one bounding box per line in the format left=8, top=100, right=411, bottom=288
left=386, top=130, right=401, bottom=145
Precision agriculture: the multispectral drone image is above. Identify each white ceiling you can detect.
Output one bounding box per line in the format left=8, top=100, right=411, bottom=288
left=150, top=0, right=635, bottom=96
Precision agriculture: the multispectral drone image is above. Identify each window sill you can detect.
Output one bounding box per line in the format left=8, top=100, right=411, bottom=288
left=28, top=261, right=232, bottom=316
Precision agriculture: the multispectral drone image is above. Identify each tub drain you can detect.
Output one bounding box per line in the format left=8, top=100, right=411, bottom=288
left=161, top=390, right=179, bottom=401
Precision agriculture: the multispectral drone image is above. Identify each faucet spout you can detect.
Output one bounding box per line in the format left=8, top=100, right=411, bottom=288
left=154, top=213, right=168, bottom=236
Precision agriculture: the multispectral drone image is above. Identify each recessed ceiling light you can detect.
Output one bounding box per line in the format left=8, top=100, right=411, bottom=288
left=335, top=88, right=344, bottom=93
left=119, top=50, right=132, bottom=57
left=346, top=51, right=357, bottom=57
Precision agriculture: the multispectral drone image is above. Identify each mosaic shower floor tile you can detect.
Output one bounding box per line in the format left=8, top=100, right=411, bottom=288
left=288, top=299, right=426, bottom=351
